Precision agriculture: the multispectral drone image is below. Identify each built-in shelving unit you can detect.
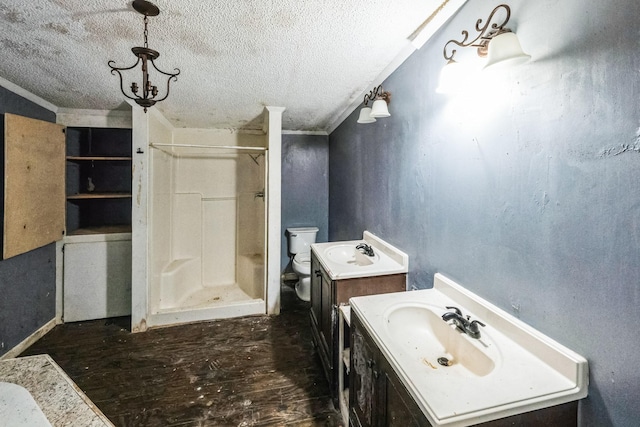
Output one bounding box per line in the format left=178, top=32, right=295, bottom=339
left=65, top=127, right=132, bottom=236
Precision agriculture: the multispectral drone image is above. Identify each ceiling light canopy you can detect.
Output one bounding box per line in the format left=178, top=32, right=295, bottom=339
left=108, top=0, right=180, bottom=112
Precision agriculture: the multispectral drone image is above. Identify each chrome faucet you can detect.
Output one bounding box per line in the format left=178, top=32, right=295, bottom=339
left=356, top=243, right=375, bottom=257
left=441, top=306, right=486, bottom=339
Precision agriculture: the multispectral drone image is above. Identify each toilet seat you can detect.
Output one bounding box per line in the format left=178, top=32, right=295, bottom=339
left=292, top=253, right=312, bottom=302
left=292, top=253, right=311, bottom=275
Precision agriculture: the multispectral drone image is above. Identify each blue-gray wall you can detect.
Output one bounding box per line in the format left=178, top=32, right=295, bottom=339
left=280, top=134, right=329, bottom=270
left=0, top=86, right=57, bottom=357
left=281, top=133, right=329, bottom=271
left=329, top=0, right=639, bottom=425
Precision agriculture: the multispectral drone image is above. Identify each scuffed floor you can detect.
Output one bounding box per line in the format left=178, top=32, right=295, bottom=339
left=20, top=285, right=343, bottom=426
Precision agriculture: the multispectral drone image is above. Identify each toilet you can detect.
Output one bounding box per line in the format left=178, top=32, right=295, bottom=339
left=286, top=227, right=319, bottom=302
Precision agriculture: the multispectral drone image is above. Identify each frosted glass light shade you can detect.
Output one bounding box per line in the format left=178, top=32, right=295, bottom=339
left=436, top=60, right=466, bottom=94
left=370, top=99, right=390, bottom=118
left=484, top=32, right=530, bottom=68
left=357, top=107, right=376, bottom=123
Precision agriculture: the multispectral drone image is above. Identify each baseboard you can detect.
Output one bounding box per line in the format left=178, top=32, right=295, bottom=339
left=282, top=272, right=298, bottom=282
left=0, top=318, right=56, bottom=360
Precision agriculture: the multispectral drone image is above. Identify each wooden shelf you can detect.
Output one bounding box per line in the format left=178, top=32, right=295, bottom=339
left=67, top=156, right=132, bottom=161
left=66, top=225, right=132, bottom=236
left=67, top=193, right=132, bottom=200
left=65, top=127, right=132, bottom=235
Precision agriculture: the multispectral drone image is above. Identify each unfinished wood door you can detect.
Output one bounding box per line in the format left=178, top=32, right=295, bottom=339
left=3, top=113, right=65, bottom=259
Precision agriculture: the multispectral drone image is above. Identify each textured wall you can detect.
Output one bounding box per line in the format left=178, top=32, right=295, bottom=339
left=0, top=86, right=57, bottom=356
left=281, top=134, right=329, bottom=271
left=329, top=0, right=639, bottom=425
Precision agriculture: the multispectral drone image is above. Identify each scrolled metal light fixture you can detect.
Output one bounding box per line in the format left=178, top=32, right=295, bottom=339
left=437, top=4, right=529, bottom=93
left=357, top=86, right=391, bottom=124
left=108, top=0, right=180, bottom=112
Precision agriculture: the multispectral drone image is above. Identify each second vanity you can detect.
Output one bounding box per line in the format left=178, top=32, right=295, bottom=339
left=310, top=231, right=409, bottom=400
left=348, top=273, right=589, bottom=426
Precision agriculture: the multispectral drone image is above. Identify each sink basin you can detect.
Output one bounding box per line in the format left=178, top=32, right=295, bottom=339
left=311, top=232, right=409, bottom=280
left=323, top=244, right=379, bottom=266
left=384, top=303, right=497, bottom=377
left=351, top=274, right=589, bottom=426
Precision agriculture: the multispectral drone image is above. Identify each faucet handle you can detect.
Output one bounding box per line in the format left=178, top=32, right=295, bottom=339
left=445, top=306, right=462, bottom=316
left=468, top=320, right=486, bottom=334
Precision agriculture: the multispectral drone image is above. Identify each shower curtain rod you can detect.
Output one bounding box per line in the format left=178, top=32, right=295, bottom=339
left=149, top=143, right=267, bottom=152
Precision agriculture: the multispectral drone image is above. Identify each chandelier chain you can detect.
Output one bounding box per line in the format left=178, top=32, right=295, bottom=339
left=108, top=1, right=180, bottom=113
left=143, top=15, right=149, bottom=48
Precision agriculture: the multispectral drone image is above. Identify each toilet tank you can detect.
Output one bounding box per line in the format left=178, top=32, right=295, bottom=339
left=287, top=227, right=319, bottom=255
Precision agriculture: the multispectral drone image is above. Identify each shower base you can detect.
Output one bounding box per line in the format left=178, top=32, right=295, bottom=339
left=178, top=283, right=256, bottom=311
left=150, top=283, right=265, bottom=328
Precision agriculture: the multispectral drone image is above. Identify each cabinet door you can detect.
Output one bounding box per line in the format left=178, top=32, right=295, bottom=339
left=350, top=317, right=379, bottom=427
left=320, top=273, right=333, bottom=357
left=310, top=254, right=322, bottom=328
left=63, top=239, right=132, bottom=322
left=3, top=113, right=65, bottom=258
left=382, top=369, right=427, bottom=427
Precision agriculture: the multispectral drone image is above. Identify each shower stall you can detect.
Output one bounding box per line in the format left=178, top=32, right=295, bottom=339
left=150, top=142, right=266, bottom=314
left=131, top=107, right=284, bottom=331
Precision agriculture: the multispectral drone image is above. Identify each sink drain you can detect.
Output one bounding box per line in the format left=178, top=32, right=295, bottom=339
left=437, top=357, right=452, bottom=367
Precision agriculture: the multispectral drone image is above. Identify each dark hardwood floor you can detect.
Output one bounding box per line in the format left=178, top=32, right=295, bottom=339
left=21, top=285, right=343, bottom=427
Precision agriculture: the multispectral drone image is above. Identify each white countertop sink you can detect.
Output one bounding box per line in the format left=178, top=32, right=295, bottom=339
left=384, top=303, right=499, bottom=378
left=311, top=231, right=408, bottom=280
left=323, top=244, right=380, bottom=266
left=350, top=273, right=589, bottom=426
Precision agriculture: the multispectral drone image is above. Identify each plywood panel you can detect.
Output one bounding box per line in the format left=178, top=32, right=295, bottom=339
left=4, top=113, right=65, bottom=259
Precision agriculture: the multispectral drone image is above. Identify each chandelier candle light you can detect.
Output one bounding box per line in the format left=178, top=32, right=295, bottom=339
left=108, top=0, right=180, bottom=112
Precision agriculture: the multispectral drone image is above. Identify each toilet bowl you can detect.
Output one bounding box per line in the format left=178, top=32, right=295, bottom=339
left=286, top=227, right=318, bottom=302
left=292, top=253, right=311, bottom=301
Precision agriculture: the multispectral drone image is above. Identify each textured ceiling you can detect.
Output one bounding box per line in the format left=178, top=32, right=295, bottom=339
left=0, top=0, right=457, bottom=131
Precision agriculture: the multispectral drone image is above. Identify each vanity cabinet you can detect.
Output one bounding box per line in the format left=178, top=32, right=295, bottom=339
left=350, top=310, right=580, bottom=427
left=350, top=311, right=427, bottom=427
left=309, top=251, right=406, bottom=400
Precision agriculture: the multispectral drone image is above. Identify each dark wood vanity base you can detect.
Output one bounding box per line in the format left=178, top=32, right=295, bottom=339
left=309, top=251, right=406, bottom=401
left=349, top=310, right=580, bottom=427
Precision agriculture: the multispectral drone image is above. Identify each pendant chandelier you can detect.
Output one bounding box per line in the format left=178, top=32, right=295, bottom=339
left=108, top=0, right=180, bottom=112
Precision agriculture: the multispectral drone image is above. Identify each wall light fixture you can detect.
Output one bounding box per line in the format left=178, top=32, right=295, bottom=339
left=357, top=86, right=391, bottom=124
left=437, top=4, right=529, bottom=93
left=108, top=0, right=180, bottom=112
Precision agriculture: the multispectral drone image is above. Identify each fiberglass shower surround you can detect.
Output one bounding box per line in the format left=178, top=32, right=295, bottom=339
left=148, top=142, right=267, bottom=317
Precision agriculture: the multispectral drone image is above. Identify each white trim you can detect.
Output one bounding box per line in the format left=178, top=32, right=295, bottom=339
left=174, top=127, right=266, bottom=136
left=130, top=104, right=152, bottom=333
left=264, top=106, right=285, bottom=315
left=409, top=0, right=469, bottom=49
left=325, top=0, right=469, bottom=134
left=282, top=130, right=328, bottom=136
left=325, top=42, right=417, bottom=134
left=0, top=76, right=58, bottom=113
left=56, top=108, right=132, bottom=128
left=0, top=318, right=56, bottom=360
left=150, top=142, right=266, bottom=151
left=55, top=240, right=64, bottom=324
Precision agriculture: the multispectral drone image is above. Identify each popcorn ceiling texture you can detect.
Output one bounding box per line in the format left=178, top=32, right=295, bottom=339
left=0, top=0, right=446, bottom=131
